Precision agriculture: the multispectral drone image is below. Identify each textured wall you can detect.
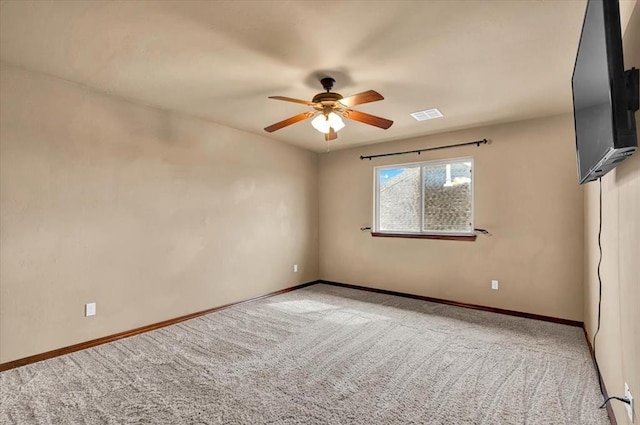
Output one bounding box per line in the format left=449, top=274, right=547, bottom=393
left=319, top=114, right=584, bottom=321
left=584, top=3, right=640, bottom=424
left=0, top=64, right=319, bottom=363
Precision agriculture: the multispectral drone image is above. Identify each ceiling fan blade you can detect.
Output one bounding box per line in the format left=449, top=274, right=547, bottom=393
left=325, top=127, right=338, bottom=141
left=268, top=96, right=314, bottom=106
left=343, top=109, right=393, bottom=130
left=264, top=112, right=314, bottom=132
left=339, top=90, right=384, bottom=107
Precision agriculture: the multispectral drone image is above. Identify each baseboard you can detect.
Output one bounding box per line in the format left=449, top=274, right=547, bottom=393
left=317, top=280, right=583, bottom=327
left=0, top=280, right=320, bottom=372
left=583, top=326, right=617, bottom=425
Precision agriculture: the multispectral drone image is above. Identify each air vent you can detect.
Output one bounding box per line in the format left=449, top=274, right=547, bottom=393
left=410, top=108, right=443, bottom=121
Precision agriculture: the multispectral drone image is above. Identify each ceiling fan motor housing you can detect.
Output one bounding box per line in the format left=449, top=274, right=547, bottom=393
left=313, top=77, right=345, bottom=113
left=312, top=92, right=344, bottom=111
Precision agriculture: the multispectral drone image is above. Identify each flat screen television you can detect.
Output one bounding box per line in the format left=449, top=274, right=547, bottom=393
left=572, top=0, right=639, bottom=184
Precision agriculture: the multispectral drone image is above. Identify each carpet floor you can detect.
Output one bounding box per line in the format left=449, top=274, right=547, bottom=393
left=0, top=284, right=608, bottom=424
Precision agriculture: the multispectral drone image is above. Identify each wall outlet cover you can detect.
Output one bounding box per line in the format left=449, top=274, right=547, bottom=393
left=491, top=280, right=499, bottom=290
left=85, top=302, right=96, bottom=317
left=625, top=383, right=634, bottom=422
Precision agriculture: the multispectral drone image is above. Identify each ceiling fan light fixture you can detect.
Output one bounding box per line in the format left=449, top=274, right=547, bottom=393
left=311, top=114, right=331, bottom=133
left=327, top=112, right=345, bottom=132
left=311, top=112, right=345, bottom=134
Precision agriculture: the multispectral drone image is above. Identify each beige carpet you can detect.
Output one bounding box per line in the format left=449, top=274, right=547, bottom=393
left=0, top=284, right=608, bottom=424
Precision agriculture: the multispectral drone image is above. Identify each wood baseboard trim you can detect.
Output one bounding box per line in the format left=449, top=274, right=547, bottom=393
left=318, top=280, right=583, bottom=327
left=583, top=326, right=617, bottom=425
left=0, top=280, right=320, bottom=372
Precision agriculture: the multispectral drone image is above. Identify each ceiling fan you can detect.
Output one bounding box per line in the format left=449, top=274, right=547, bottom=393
left=264, top=77, right=393, bottom=142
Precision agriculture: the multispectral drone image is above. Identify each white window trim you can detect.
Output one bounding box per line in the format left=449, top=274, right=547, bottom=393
left=373, top=156, right=474, bottom=237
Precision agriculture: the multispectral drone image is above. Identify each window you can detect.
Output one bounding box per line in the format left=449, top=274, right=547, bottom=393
left=374, top=157, right=474, bottom=239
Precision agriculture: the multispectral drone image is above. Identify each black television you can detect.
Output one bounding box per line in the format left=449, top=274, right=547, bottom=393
left=572, top=0, right=639, bottom=184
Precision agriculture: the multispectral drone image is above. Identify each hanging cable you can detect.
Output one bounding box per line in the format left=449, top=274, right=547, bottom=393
left=593, top=178, right=604, bottom=397
left=589, top=178, right=631, bottom=414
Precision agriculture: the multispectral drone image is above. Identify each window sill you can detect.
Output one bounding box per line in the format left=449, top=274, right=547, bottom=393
left=371, top=232, right=477, bottom=241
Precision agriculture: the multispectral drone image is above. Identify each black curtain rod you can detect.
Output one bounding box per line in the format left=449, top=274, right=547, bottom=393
left=360, top=138, right=489, bottom=160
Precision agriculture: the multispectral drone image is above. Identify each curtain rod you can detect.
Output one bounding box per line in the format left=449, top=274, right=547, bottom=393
left=360, top=138, right=489, bottom=160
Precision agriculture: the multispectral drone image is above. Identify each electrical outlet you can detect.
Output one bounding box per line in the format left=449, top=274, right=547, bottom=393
left=85, top=302, right=96, bottom=317
left=625, top=383, right=634, bottom=422
left=293, top=264, right=298, bottom=273
left=491, top=280, right=499, bottom=290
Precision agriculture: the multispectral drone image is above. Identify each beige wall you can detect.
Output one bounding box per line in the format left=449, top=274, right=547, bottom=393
left=319, top=114, right=584, bottom=321
left=584, top=3, right=640, bottom=424
left=0, top=63, right=319, bottom=363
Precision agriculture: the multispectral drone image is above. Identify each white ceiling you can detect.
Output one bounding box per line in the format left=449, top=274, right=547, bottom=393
left=0, top=1, right=636, bottom=152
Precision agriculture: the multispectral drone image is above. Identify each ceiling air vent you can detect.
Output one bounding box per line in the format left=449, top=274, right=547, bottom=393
left=410, top=108, right=443, bottom=121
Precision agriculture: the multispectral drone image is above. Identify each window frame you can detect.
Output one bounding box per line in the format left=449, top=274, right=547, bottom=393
left=373, top=156, right=474, bottom=239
